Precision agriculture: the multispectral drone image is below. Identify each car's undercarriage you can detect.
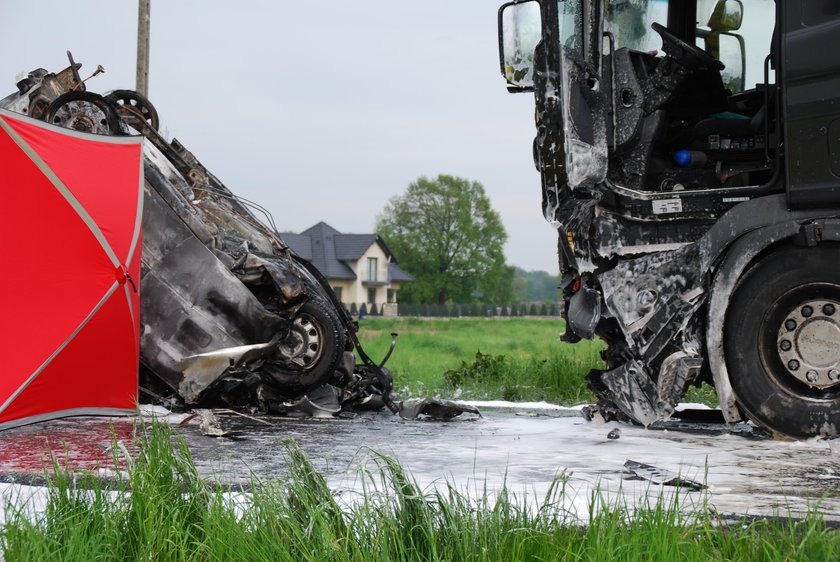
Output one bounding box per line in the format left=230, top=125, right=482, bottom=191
left=0, top=54, right=398, bottom=417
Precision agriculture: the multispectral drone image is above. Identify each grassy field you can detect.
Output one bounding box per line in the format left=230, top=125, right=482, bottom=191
left=3, top=423, right=836, bottom=561
left=356, top=317, right=604, bottom=404
left=356, top=317, right=717, bottom=406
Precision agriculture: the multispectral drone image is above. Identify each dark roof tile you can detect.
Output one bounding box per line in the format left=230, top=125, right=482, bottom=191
left=281, top=222, right=412, bottom=283
left=280, top=234, right=312, bottom=260
left=334, top=234, right=378, bottom=260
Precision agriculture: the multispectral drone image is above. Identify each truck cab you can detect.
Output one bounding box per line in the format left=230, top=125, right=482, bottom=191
left=499, top=0, right=840, bottom=437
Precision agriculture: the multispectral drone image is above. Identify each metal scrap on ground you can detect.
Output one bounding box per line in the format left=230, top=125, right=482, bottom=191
left=398, top=398, right=482, bottom=420
left=623, top=459, right=707, bottom=492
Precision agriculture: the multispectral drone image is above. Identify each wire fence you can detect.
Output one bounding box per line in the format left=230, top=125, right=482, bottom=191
left=344, top=302, right=561, bottom=318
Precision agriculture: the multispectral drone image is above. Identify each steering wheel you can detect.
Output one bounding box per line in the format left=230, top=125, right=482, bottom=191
left=651, top=22, right=724, bottom=71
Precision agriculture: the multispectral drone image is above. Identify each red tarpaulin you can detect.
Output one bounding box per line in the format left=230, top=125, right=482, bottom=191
left=0, top=108, right=143, bottom=429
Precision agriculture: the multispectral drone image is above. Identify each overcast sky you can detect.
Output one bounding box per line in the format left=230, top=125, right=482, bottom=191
left=0, top=1, right=560, bottom=272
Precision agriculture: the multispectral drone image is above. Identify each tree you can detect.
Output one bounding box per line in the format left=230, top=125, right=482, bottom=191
left=511, top=267, right=560, bottom=303
left=482, top=264, right=516, bottom=305
left=376, top=175, right=509, bottom=305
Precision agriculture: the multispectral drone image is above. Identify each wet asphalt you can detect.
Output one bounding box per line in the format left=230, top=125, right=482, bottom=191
left=0, top=406, right=838, bottom=521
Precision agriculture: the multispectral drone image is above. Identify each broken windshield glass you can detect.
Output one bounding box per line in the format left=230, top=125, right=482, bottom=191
left=604, top=0, right=669, bottom=52
left=557, top=0, right=585, bottom=50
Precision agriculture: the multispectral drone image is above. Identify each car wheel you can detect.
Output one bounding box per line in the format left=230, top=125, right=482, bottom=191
left=725, top=245, right=840, bottom=438
left=271, top=299, right=346, bottom=392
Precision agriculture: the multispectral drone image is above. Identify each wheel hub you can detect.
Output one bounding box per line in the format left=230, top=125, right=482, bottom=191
left=277, top=315, right=323, bottom=369
left=777, top=299, right=840, bottom=389
left=50, top=100, right=110, bottom=134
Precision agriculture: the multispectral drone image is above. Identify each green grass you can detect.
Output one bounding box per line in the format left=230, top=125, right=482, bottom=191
left=357, top=317, right=604, bottom=404
left=2, top=422, right=837, bottom=561
left=358, top=317, right=721, bottom=407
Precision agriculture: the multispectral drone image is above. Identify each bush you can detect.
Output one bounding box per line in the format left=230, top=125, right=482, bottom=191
left=540, top=304, right=548, bottom=316
left=550, top=303, right=559, bottom=316
left=369, top=302, right=379, bottom=316
left=443, top=350, right=509, bottom=387
left=500, top=305, right=509, bottom=317
left=350, top=302, right=358, bottom=316
left=529, top=304, right=538, bottom=316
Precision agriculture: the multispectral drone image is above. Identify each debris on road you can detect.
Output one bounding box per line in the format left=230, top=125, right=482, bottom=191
left=196, top=409, right=231, bottom=438
left=283, top=385, right=342, bottom=418
left=623, top=460, right=707, bottom=492
left=398, top=398, right=482, bottom=421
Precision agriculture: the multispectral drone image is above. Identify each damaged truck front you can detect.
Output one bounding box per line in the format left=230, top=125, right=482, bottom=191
left=0, top=57, right=396, bottom=415
left=498, top=0, right=840, bottom=437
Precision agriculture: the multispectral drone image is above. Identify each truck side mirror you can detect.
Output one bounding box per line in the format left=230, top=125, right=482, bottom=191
left=498, top=1, right=542, bottom=91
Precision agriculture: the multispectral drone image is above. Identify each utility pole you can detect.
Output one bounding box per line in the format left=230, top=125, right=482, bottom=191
left=136, top=0, right=150, bottom=97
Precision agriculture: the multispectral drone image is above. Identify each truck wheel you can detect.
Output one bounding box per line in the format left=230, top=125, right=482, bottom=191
left=271, top=299, right=346, bottom=392
left=725, top=245, right=840, bottom=438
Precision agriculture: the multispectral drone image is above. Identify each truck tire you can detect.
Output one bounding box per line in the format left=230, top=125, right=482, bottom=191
left=725, top=245, right=840, bottom=438
left=270, top=299, right=346, bottom=392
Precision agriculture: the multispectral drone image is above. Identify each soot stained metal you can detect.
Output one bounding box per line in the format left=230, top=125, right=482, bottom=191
left=499, top=0, right=840, bottom=438
left=0, top=53, right=399, bottom=418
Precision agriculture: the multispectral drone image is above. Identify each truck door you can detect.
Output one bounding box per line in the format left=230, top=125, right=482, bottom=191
left=783, top=0, right=840, bottom=208
left=499, top=0, right=609, bottom=192
left=552, top=0, right=609, bottom=189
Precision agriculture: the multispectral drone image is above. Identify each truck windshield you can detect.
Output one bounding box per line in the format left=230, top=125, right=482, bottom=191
left=603, top=0, right=668, bottom=52
left=557, top=0, right=584, bottom=50
left=558, top=0, right=668, bottom=53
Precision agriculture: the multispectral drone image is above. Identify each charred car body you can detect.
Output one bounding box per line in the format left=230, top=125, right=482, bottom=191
left=498, top=0, right=840, bottom=437
left=0, top=55, right=396, bottom=414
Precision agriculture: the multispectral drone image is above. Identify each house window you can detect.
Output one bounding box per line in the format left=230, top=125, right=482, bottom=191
left=332, top=286, right=342, bottom=303
left=387, top=289, right=396, bottom=303
left=367, top=287, right=377, bottom=304
left=367, top=257, right=377, bottom=281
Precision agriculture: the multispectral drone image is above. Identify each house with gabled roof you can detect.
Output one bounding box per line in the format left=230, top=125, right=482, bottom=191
left=281, top=222, right=414, bottom=315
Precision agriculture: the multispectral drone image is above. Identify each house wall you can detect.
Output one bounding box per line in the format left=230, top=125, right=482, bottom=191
left=329, top=280, right=355, bottom=305
left=389, top=282, right=402, bottom=301
left=332, top=243, right=401, bottom=308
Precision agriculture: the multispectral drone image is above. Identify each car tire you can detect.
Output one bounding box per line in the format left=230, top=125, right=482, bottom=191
left=270, top=299, right=346, bottom=392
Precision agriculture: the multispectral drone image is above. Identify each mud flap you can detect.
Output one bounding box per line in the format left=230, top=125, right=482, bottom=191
left=597, top=360, right=670, bottom=427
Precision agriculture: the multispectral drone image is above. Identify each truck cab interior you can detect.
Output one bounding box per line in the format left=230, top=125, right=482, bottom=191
left=602, top=0, right=778, bottom=194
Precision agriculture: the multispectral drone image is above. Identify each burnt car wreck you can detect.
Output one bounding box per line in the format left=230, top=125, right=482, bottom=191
left=0, top=53, right=398, bottom=416
left=499, top=0, right=840, bottom=437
